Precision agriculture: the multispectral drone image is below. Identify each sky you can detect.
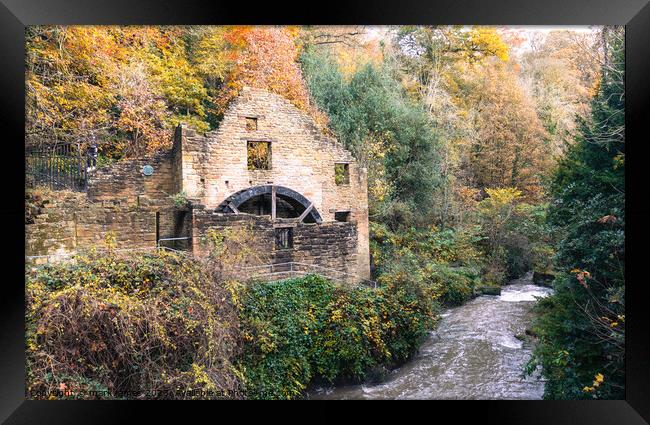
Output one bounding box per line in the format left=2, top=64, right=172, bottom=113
left=363, top=25, right=599, bottom=54
left=502, top=25, right=599, bottom=54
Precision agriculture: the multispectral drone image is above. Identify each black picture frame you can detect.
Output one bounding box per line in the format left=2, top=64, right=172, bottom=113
left=2, top=0, right=648, bottom=423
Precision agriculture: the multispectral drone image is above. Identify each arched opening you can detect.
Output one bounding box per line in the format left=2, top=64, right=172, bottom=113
left=216, top=185, right=322, bottom=224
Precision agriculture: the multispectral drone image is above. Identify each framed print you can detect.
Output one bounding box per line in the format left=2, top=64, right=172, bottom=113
left=1, top=0, right=649, bottom=423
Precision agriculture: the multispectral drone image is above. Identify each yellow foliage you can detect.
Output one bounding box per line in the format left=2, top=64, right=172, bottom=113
left=468, top=27, right=510, bottom=62
left=486, top=187, right=521, bottom=204
left=478, top=187, right=522, bottom=215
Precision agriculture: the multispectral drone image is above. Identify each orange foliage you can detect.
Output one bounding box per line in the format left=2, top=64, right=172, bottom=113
left=214, top=26, right=329, bottom=129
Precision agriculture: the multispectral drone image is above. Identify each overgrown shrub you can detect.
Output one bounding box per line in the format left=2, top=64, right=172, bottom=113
left=477, top=188, right=555, bottom=282
left=169, top=191, right=189, bottom=209
left=236, top=274, right=438, bottom=399
left=422, top=264, right=480, bottom=306
left=370, top=221, right=483, bottom=306
left=27, top=247, right=443, bottom=401
left=26, top=249, right=243, bottom=399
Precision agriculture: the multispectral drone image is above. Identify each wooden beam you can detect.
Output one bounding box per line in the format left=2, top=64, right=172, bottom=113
left=297, top=203, right=314, bottom=223
left=228, top=202, right=240, bottom=214
left=271, top=185, right=277, bottom=220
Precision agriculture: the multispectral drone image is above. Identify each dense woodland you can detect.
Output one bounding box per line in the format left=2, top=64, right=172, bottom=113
left=25, top=26, right=624, bottom=399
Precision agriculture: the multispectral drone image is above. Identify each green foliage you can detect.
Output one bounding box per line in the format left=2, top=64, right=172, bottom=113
left=334, top=163, right=348, bottom=185
left=476, top=188, right=555, bottom=282
left=370, top=222, right=483, bottom=306
left=25, top=250, right=243, bottom=399
left=236, top=274, right=437, bottom=399
left=301, top=48, right=443, bottom=229
left=528, top=28, right=625, bottom=400
left=426, top=264, right=480, bottom=306
left=169, top=191, right=189, bottom=208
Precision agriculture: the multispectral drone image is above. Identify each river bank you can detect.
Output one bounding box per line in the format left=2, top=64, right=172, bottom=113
left=309, top=275, right=553, bottom=399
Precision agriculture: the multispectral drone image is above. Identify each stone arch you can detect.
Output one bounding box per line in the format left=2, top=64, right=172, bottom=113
left=216, top=185, right=323, bottom=223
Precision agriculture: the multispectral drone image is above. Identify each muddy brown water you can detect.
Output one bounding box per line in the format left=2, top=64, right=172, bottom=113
left=309, top=274, right=553, bottom=400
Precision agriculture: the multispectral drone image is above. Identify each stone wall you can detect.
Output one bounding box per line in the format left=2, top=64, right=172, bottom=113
left=291, top=221, right=358, bottom=282
left=25, top=189, right=161, bottom=264
left=25, top=190, right=83, bottom=262
left=191, top=209, right=359, bottom=284
left=83, top=150, right=183, bottom=250
left=87, top=151, right=175, bottom=207
left=191, top=210, right=274, bottom=260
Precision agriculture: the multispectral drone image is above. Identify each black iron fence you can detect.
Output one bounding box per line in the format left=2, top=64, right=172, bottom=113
left=25, top=142, right=89, bottom=191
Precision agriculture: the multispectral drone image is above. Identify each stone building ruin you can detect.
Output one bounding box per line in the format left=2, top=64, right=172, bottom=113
left=25, top=87, right=371, bottom=284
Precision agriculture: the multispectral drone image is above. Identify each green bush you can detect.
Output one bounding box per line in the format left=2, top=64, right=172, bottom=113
left=169, top=191, right=189, bottom=209
left=236, top=274, right=437, bottom=399
left=370, top=221, right=483, bottom=307
left=477, top=188, right=555, bottom=282
left=425, top=265, right=479, bottom=306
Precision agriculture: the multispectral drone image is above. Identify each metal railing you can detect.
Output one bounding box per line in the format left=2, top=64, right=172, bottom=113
left=235, top=261, right=377, bottom=288
left=157, top=237, right=192, bottom=250
left=25, top=142, right=90, bottom=191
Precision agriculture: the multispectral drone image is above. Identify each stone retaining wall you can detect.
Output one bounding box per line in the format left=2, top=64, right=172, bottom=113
left=25, top=189, right=175, bottom=264
left=87, top=151, right=175, bottom=207
left=191, top=210, right=359, bottom=283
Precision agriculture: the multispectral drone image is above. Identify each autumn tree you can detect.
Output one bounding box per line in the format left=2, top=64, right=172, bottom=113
left=397, top=27, right=552, bottom=201
left=26, top=26, right=230, bottom=156
left=112, top=61, right=169, bottom=156
left=460, top=59, right=551, bottom=200
left=299, top=26, right=384, bottom=80
left=134, top=27, right=211, bottom=134
left=519, top=30, right=600, bottom=156
left=211, top=26, right=329, bottom=128
left=25, top=26, right=117, bottom=146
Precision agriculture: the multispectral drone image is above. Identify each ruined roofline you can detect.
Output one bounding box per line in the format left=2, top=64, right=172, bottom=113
left=174, top=86, right=356, bottom=162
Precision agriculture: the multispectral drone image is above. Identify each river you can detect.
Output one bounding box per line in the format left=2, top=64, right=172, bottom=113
left=309, top=274, right=553, bottom=400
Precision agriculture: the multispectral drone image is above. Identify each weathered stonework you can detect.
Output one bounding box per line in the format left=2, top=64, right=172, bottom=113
left=191, top=210, right=359, bottom=284
left=25, top=87, right=370, bottom=282
left=87, top=151, right=175, bottom=207
left=25, top=190, right=160, bottom=264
